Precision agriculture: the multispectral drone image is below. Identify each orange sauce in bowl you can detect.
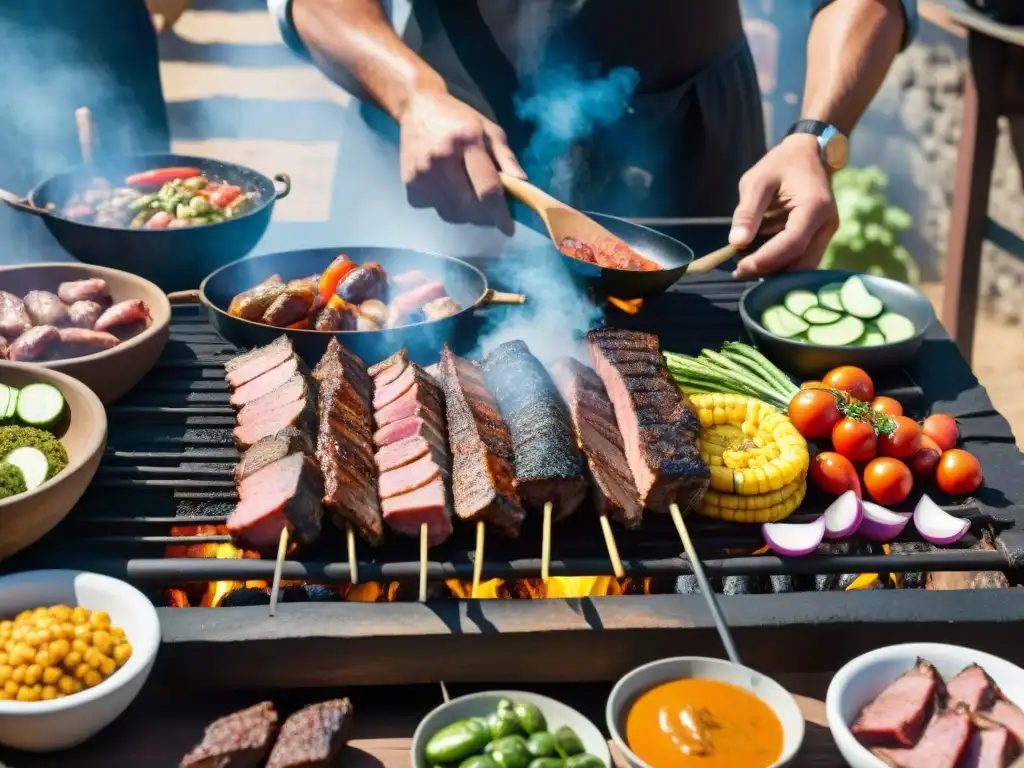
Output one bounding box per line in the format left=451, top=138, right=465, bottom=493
left=625, top=678, right=784, bottom=767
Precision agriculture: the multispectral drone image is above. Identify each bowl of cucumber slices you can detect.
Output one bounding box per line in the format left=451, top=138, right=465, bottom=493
left=739, top=270, right=936, bottom=377
left=0, top=361, right=107, bottom=559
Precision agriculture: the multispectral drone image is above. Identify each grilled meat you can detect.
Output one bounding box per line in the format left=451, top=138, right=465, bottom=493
left=388, top=281, right=447, bottom=325
left=228, top=452, right=324, bottom=552
left=56, top=327, right=120, bottom=357
left=552, top=357, right=643, bottom=528
left=375, top=383, right=444, bottom=428
left=853, top=658, right=943, bottom=747
left=229, top=279, right=285, bottom=320
left=358, top=299, right=388, bottom=327
left=7, top=325, right=60, bottom=362
left=233, top=395, right=316, bottom=450
left=314, top=338, right=383, bottom=545
left=225, top=336, right=296, bottom=390
left=0, top=292, right=32, bottom=338
left=423, top=296, right=461, bottom=321
left=336, top=263, right=387, bottom=304
left=373, top=360, right=441, bottom=410
left=375, top=434, right=448, bottom=473
left=94, top=299, right=152, bottom=337
left=0, top=337, right=6, bottom=359
left=873, top=707, right=973, bottom=768
left=587, top=329, right=709, bottom=513
left=926, top=535, right=1010, bottom=590
left=948, top=665, right=1000, bottom=713
left=265, top=698, right=354, bottom=768
left=237, top=375, right=311, bottom=427
left=262, top=285, right=316, bottom=328
left=236, top=427, right=315, bottom=483
left=978, top=691, right=1024, bottom=747
left=439, top=345, right=525, bottom=537
left=381, top=477, right=452, bottom=545
left=230, top=357, right=304, bottom=408
left=959, top=725, right=1018, bottom=768
left=180, top=701, right=279, bottom=768
left=368, top=349, right=408, bottom=379
left=68, top=299, right=105, bottom=329
left=483, top=341, right=587, bottom=519
left=58, top=278, right=112, bottom=307
left=22, top=290, right=69, bottom=327
left=373, top=414, right=447, bottom=449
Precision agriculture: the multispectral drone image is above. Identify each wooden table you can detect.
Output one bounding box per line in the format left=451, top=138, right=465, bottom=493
left=0, top=674, right=846, bottom=767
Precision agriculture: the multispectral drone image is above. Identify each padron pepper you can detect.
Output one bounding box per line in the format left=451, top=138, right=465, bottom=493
left=460, top=756, right=500, bottom=768
left=489, top=708, right=523, bottom=740
left=513, top=702, right=547, bottom=735
left=553, top=726, right=585, bottom=757
left=528, top=759, right=565, bottom=768
left=526, top=732, right=558, bottom=758
left=564, top=755, right=604, bottom=768
left=489, top=735, right=533, bottom=768
left=424, top=718, right=491, bottom=765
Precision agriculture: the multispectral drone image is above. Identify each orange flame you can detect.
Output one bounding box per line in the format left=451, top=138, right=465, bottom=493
left=165, top=525, right=266, bottom=607
left=608, top=297, right=644, bottom=315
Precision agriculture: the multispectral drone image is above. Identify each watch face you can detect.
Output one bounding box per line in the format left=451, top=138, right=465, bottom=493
left=823, top=132, right=849, bottom=171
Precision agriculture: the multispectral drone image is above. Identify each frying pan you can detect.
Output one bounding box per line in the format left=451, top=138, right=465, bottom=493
left=168, top=247, right=526, bottom=365
left=0, top=153, right=291, bottom=293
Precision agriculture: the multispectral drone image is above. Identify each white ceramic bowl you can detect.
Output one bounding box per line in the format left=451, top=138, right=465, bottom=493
left=826, top=643, right=1024, bottom=768
left=411, top=690, right=612, bottom=767
left=606, top=657, right=805, bottom=768
left=0, top=570, right=161, bottom=752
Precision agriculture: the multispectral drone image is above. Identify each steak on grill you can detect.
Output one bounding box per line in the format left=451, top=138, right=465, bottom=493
left=225, top=335, right=295, bottom=389
left=374, top=414, right=447, bottom=449
left=373, top=361, right=440, bottom=410
left=587, top=329, right=709, bottom=513
left=228, top=452, right=323, bottom=552
left=237, top=374, right=310, bottom=426
left=233, top=392, right=316, bottom=450
left=180, top=701, right=279, bottom=768
left=264, top=698, right=354, bottom=768
left=552, top=357, right=643, bottom=528
left=853, top=658, right=943, bottom=747
left=375, top=382, right=444, bottom=428
left=439, top=345, right=524, bottom=537
left=236, top=427, right=315, bottom=483
left=380, top=477, right=453, bottom=545
left=375, top=434, right=448, bottom=473
left=369, top=348, right=408, bottom=380
left=314, top=338, right=383, bottom=545
left=230, top=357, right=303, bottom=408
left=872, top=707, right=973, bottom=768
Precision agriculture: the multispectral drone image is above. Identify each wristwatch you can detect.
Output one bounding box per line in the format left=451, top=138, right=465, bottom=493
left=785, top=120, right=849, bottom=172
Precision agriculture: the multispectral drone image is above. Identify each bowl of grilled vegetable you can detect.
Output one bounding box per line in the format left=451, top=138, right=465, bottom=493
left=412, top=691, right=611, bottom=768
left=0, top=362, right=107, bottom=559
left=739, top=271, right=935, bottom=377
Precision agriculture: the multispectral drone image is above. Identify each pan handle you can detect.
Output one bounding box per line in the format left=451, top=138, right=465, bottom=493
left=272, top=174, right=291, bottom=201
left=687, top=244, right=738, bottom=276
left=0, top=188, right=48, bottom=217
left=480, top=289, right=527, bottom=307
left=167, top=290, right=201, bottom=305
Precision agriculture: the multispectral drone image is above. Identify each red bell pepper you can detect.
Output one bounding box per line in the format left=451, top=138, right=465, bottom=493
left=125, top=167, right=201, bottom=188
left=318, top=255, right=356, bottom=304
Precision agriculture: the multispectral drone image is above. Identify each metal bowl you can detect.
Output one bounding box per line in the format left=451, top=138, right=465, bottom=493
left=739, top=270, right=936, bottom=378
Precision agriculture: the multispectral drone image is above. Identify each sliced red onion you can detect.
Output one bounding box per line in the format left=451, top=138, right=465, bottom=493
left=858, top=501, right=911, bottom=543
left=762, top=516, right=826, bottom=557
left=822, top=490, right=863, bottom=540
left=913, top=494, right=970, bottom=546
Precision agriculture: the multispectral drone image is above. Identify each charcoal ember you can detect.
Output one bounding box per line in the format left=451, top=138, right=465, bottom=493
left=220, top=588, right=271, bottom=607
left=889, top=541, right=930, bottom=589
left=180, top=701, right=279, bottom=768
left=265, top=698, right=353, bottom=768
left=279, top=586, right=310, bottom=603
left=769, top=574, right=796, bottom=594
left=675, top=575, right=700, bottom=594
left=301, top=585, right=341, bottom=602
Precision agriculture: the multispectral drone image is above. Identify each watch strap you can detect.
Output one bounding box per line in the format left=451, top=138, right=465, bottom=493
left=786, top=119, right=831, bottom=139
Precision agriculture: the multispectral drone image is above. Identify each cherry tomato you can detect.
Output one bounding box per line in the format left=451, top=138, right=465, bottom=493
left=935, top=449, right=983, bottom=496
left=922, top=414, right=959, bottom=452
left=208, top=185, right=243, bottom=208
left=878, top=416, right=923, bottom=460
left=810, top=451, right=862, bottom=499
left=831, top=417, right=878, bottom=463
left=863, top=457, right=913, bottom=505
left=823, top=366, right=874, bottom=403
left=788, top=389, right=843, bottom=439
left=870, top=396, right=903, bottom=418
left=909, top=435, right=942, bottom=477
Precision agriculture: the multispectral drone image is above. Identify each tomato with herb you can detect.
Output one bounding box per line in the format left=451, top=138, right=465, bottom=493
left=909, top=435, right=942, bottom=477
left=870, top=396, right=903, bottom=418
left=823, top=366, right=874, bottom=403
left=788, top=389, right=843, bottom=439
left=831, top=417, right=878, bottom=463
left=878, top=416, right=923, bottom=460
left=922, top=414, right=959, bottom=452
left=810, top=451, right=862, bottom=498
left=935, top=449, right=983, bottom=496
left=863, top=457, right=913, bottom=505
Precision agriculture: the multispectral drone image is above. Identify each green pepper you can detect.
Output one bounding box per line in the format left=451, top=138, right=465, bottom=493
left=424, top=719, right=492, bottom=765
left=512, top=702, right=547, bottom=735
left=460, top=756, right=499, bottom=768
left=489, top=735, right=532, bottom=768
left=526, top=732, right=558, bottom=758
left=488, top=708, right=523, bottom=740
left=497, top=698, right=514, bottom=714
left=190, top=195, right=214, bottom=215
left=564, top=755, right=604, bottom=768
left=528, top=759, right=564, bottom=768
left=553, top=727, right=584, bottom=757
left=129, top=193, right=157, bottom=212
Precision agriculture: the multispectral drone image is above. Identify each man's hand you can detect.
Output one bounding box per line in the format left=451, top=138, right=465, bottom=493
left=399, top=89, right=527, bottom=235
left=728, top=134, right=839, bottom=278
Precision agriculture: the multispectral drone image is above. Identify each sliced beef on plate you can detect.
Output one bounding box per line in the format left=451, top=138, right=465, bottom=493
left=439, top=345, right=525, bottom=537
left=179, top=701, right=279, bottom=768
left=852, top=658, right=943, bottom=747
left=236, top=374, right=311, bottom=426
left=230, top=357, right=303, bottom=408
left=373, top=361, right=441, bottom=410
left=228, top=452, right=324, bottom=551
left=872, top=707, right=973, bottom=768
left=552, top=357, right=643, bottom=529
left=959, top=724, right=1019, bottom=768
left=375, top=434, right=448, bottom=473
left=380, top=477, right=453, bottom=545
left=264, top=698, right=353, bottom=768
left=225, top=335, right=296, bottom=389
left=948, top=665, right=1000, bottom=712
left=236, top=427, right=314, bottom=483
left=587, top=329, right=709, bottom=513
left=232, top=394, right=316, bottom=450
left=981, top=698, right=1024, bottom=746
left=374, top=414, right=447, bottom=449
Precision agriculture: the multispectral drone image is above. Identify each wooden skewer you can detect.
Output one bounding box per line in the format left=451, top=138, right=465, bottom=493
left=268, top=527, right=290, bottom=617
left=419, top=522, right=429, bottom=603
left=74, top=107, right=95, bottom=164
left=439, top=680, right=451, bottom=704
left=599, top=514, right=625, bottom=579
left=346, top=524, right=359, bottom=585
left=472, top=521, right=485, bottom=599
left=541, top=501, right=554, bottom=583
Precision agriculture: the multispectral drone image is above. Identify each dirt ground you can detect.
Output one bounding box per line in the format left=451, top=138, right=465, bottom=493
left=157, top=6, right=1023, bottom=445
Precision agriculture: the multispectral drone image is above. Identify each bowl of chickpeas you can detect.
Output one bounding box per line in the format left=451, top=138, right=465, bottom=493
left=0, top=569, right=160, bottom=752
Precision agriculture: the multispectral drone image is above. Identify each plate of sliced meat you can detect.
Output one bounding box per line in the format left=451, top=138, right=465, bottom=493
left=827, top=643, right=1024, bottom=768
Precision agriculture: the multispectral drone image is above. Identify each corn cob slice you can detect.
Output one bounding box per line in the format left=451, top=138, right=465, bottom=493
left=700, top=480, right=807, bottom=523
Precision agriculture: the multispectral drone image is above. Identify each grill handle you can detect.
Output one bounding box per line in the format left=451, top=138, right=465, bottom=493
left=167, top=290, right=201, bottom=305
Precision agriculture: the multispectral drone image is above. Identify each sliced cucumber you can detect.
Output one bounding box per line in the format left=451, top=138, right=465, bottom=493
left=783, top=290, right=818, bottom=317
left=3, top=447, right=50, bottom=491
left=761, top=306, right=810, bottom=339
left=817, top=283, right=845, bottom=312
left=806, top=316, right=866, bottom=346
left=802, top=306, right=844, bottom=325
left=839, top=276, right=884, bottom=319
left=15, top=383, right=65, bottom=430
left=875, top=312, right=916, bottom=344
left=0, top=386, right=14, bottom=422
left=2, top=386, right=18, bottom=420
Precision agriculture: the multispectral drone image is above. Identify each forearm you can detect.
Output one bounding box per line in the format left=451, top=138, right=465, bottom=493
left=801, top=0, right=906, bottom=134
left=290, top=0, right=445, bottom=120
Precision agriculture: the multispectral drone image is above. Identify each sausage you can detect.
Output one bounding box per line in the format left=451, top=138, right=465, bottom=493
left=68, top=300, right=105, bottom=329
left=0, top=337, right=7, bottom=359
left=57, top=327, right=121, bottom=358
left=261, top=286, right=316, bottom=327
left=313, top=307, right=342, bottom=332
left=94, top=299, right=153, bottom=336
left=22, top=291, right=70, bottom=327
left=57, top=278, right=112, bottom=307
left=0, top=292, right=32, bottom=338
left=228, top=275, right=282, bottom=317
left=8, top=325, right=61, bottom=362
left=336, top=263, right=387, bottom=304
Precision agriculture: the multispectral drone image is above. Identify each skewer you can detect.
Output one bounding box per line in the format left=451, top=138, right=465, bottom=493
left=472, top=521, right=485, bottom=598
left=541, top=501, right=553, bottom=582
left=268, top=527, right=290, bottom=617
left=599, top=514, right=625, bottom=579
left=419, top=522, right=428, bottom=603
left=346, top=524, right=359, bottom=585
left=440, top=681, right=451, bottom=704
left=74, top=107, right=95, bottom=164
left=668, top=503, right=741, bottom=665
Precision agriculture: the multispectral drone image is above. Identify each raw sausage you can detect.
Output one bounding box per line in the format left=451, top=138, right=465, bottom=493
left=57, top=278, right=112, bottom=307
left=68, top=300, right=105, bottom=329
left=57, top=327, right=120, bottom=358
left=0, top=292, right=32, bottom=338
left=8, top=326, right=60, bottom=361
left=23, top=291, right=70, bottom=327
left=94, top=299, right=153, bottom=336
